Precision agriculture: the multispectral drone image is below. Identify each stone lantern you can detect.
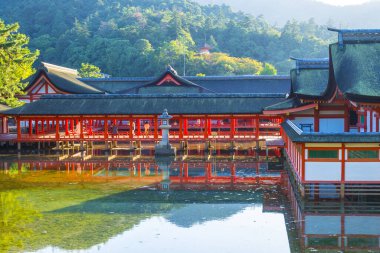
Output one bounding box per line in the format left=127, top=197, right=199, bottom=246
left=155, top=109, right=176, bottom=156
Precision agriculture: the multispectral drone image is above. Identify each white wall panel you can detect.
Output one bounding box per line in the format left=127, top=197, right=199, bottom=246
left=305, top=162, right=341, bottom=181
left=345, top=162, right=380, bottom=181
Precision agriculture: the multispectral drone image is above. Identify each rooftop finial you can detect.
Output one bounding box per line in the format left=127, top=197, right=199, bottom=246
left=167, top=65, right=178, bottom=75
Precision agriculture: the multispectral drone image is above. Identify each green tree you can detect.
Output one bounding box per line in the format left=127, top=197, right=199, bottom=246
left=259, top=63, right=277, bottom=75
left=0, top=20, right=39, bottom=107
left=78, top=63, right=102, bottom=78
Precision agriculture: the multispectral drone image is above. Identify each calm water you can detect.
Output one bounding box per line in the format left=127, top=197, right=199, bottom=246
left=0, top=153, right=379, bottom=253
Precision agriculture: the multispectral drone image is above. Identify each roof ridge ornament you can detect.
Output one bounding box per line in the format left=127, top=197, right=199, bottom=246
left=167, top=65, right=178, bottom=76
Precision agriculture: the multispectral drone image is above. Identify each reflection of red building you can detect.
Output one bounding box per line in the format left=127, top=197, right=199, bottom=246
left=0, top=159, right=284, bottom=189
left=284, top=175, right=380, bottom=252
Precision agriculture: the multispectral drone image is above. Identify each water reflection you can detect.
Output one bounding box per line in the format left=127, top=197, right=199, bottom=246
left=0, top=155, right=379, bottom=252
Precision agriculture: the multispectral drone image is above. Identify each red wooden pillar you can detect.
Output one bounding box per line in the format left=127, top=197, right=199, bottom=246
left=314, top=108, right=319, bottom=132
left=301, top=143, right=305, bottom=183
left=65, top=119, right=69, bottom=135
left=183, top=118, right=188, bottom=135
left=136, top=119, right=141, bottom=136
left=230, top=116, right=235, bottom=138
left=29, top=119, right=33, bottom=135
left=71, top=119, right=74, bottom=132
left=55, top=117, right=60, bottom=139
left=129, top=116, right=133, bottom=138
left=255, top=115, right=260, bottom=139
left=207, top=118, right=212, bottom=136
left=154, top=115, right=158, bottom=139
left=104, top=117, right=108, bottom=139
left=204, top=117, right=209, bottom=138
left=179, top=116, right=183, bottom=139
left=80, top=116, right=84, bottom=139
left=41, top=120, right=44, bottom=134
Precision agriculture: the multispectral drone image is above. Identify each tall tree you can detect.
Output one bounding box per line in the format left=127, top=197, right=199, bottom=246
left=0, top=20, right=39, bottom=107
left=78, top=63, right=102, bottom=78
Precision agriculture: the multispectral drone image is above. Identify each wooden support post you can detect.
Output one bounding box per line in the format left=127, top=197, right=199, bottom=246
left=104, top=117, right=108, bottom=139
left=179, top=116, right=183, bottom=139
left=136, top=119, right=141, bottom=136
left=184, top=118, right=188, bottom=135
left=230, top=116, right=235, bottom=138
left=314, top=108, right=319, bottom=132
left=204, top=117, right=209, bottom=139
left=41, top=120, right=44, bottom=134
left=255, top=115, right=260, bottom=139
left=207, top=118, right=212, bottom=136
left=65, top=119, right=69, bottom=135
left=129, top=116, right=133, bottom=138
left=71, top=119, right=74, bottom=132
left=55, top=117, right=60, bottom=139
left=80, top=116, right=84, bottom=139
left=29, top=119, right=33, bottom=135
left=154, top=115, right=158, bottom=139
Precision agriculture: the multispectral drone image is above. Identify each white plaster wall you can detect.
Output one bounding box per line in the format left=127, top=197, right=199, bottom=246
left=319, top=118, right=344, bottom=133
left=345, top=216, right=380, bottom=235
left=345, top=162, right=380, bottom=181
left=305, top=216, right=341, bottom=235
left=305, top=162, right=341, bottom=181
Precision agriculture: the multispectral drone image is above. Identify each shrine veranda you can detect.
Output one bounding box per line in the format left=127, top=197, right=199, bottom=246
left=1, top=28, right=380, bottom=198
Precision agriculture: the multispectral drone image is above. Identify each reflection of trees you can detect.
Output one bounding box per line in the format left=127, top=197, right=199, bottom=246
left=0, top=192, right=40, bottom=253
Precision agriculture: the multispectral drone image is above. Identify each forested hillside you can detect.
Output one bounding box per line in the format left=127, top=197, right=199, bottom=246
left=0, top=0, right=335, bottom=76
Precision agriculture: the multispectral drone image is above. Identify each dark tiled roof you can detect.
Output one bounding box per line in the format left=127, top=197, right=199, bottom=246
left=191, top=75, right=290, bottom=94
left=264, top=97, right=303, bottom=111
left=290, top=69, right=329, bottom=99
left=330, top=42, right=380, bottom=103
left=282, top=120, right=380, bottom=143
left=120, top=68, right=215, bottom=94
left=25, top=63, right=104, bottom=94
left=80, top=75, right=291, bottom=94
left=0, top=104, right=11, bottom=113
left=79, top=78, right=150, bottom=94
left=5, top=94, right=287, bottom=116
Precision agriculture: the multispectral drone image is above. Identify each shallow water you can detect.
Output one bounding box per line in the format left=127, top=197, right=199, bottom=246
left=0, top=154, right=379, bottom=253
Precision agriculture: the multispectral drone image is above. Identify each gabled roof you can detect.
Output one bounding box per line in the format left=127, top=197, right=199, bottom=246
left=80, top=75, right=291, bottom=94
left=289, top=58, right=330, bottom=100
left=327, top=28, right=380, bottom=103
left=24, top=62, right=105, bottom=94
left=5, top=93, right=287, bottom=116
left=119, top=66, right=215, bottom=94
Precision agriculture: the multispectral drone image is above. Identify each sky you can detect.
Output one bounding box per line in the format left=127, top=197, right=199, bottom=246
left=316, top=0, right=376, bottom=5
